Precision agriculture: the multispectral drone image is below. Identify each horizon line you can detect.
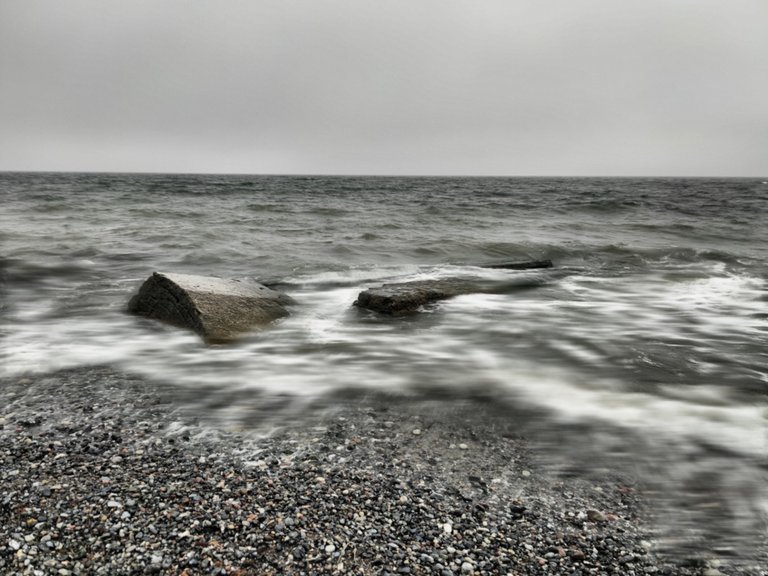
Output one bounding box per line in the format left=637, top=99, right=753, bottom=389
left=1, top=169, right=765, bottom=179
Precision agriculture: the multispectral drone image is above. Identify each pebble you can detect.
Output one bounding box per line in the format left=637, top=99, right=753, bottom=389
left=586, top=509, right=606, bottom=522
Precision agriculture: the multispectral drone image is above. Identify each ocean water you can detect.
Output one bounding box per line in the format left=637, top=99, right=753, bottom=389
left=1, top=172, right=767, bottom=562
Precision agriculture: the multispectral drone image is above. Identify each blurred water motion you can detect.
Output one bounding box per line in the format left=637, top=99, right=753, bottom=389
left=1, top=172, right=766, bottom=562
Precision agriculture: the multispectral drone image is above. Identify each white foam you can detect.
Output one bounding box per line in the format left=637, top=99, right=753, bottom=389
left=489, top=361, right=766, bottom=458
left=660, top=274, right=765, bottom=310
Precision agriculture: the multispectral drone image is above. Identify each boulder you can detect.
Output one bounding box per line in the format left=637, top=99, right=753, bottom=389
left=128, top=272, right=293, bottom=343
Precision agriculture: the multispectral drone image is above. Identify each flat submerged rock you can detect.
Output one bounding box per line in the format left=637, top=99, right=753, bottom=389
left=355, top=279, right=478, bottom=315
left=128, top=272, right=293, bottom=343
left=355, top=260, right=554, bottom=315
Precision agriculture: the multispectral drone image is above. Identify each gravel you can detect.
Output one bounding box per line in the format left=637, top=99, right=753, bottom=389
left=1, top=366, right=765, bottom=575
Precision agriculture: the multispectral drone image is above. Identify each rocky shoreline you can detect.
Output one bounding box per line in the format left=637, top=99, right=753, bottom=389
left=0, top=367, right=763, bottom=575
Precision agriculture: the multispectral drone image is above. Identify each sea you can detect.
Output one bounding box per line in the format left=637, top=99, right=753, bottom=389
left=1, top=172, right=766, bottom=565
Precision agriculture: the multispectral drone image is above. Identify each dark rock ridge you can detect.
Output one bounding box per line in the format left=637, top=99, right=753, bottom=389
left=481, top=258, right=553, bottom=270
left=128, top=272, right=293, bottom=343
left=355, top=260, right=554, bottom=315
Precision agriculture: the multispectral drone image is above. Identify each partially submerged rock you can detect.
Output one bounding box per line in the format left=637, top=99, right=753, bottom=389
left=355, top=260, right=554, bottom=315
left=355, top=279, right=477, bottom=316
left=481, top=259, right=553, bottom=270
left=128, top=272, right=293, bottom=343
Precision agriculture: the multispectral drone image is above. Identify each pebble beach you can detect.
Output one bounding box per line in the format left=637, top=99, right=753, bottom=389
left=2, top=367, right=763, bottom=576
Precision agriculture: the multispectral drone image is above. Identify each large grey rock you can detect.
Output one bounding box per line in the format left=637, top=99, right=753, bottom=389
left=128, top=272, right=293, bottom=343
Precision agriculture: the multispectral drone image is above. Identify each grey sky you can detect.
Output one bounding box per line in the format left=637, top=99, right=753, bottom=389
left=1, top=0, right=766, bottom=176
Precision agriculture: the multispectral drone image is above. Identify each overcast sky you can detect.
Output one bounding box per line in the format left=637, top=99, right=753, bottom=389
left=1, top=1, right=766, bottom=176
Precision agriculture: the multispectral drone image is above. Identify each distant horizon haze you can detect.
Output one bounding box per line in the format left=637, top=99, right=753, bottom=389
left=0, top=170, right=766, bottom=180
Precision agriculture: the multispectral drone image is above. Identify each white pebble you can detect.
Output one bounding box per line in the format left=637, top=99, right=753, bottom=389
left=412, top=429, right=421, bottom=435
left=443, top=522, right=453, bottom=534
left=325, top=543, right=336, bottom=554
left=458, top=443, right=468, bottom=450
left=521, top=470, right=531, bottom=477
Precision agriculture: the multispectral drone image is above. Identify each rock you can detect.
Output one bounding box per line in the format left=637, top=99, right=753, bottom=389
left=354, top=279, right=476, bottom=315
left=127, top=272, right=294, bottom=343
left=569, top=548, right=586, bottom=561
left=354, top=262, right=554, bottom=315
left=586, top=509, right=606, bottom=522
left=480, top=259, right=553, bottom=270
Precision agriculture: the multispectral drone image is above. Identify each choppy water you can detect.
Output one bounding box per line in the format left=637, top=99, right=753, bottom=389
left=1, top=172, right=767, bottom=563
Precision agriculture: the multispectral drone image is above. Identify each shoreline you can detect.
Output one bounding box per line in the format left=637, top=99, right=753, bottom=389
left=1, top=367, right=763, bottom=575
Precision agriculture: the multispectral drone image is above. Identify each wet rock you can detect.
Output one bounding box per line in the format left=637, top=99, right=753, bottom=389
left=480, top=259, right=553, bottom=270
left=127, top=272, right=294, bottom=343
left=354, top=279, right=476, bottom=315
left=354, top=261, right=554, bottom=315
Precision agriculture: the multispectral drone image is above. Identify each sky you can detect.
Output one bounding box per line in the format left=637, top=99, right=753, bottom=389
left=1, top=0, right=766, bottom=176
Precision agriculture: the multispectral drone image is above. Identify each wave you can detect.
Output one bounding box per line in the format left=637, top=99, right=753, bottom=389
left=0, top=256, right=99, bottom=286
